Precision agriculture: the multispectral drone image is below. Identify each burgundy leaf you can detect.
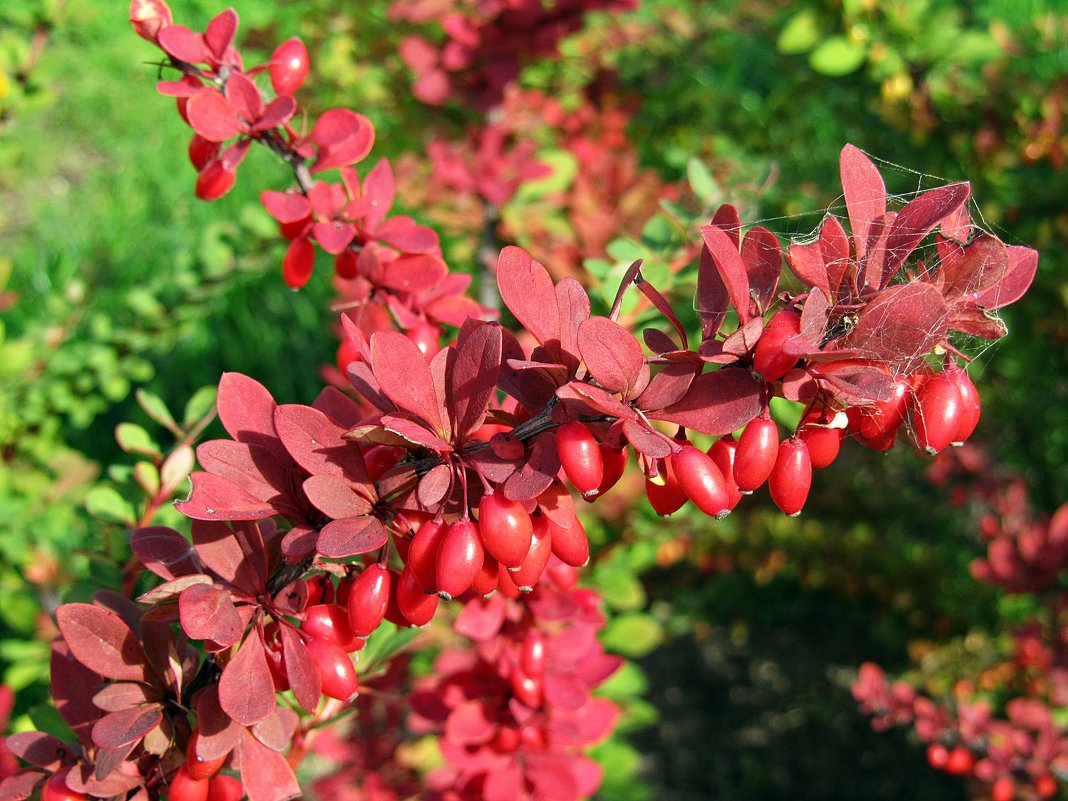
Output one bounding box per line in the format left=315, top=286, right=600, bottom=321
left=505, top=433, right=560, bottom=502
left=841, top=282, right=948, bottom=363
left=489, top=432, right=525, bottom=460
left=195, top=686, right=242, bottom=760
left=577, top=317, right=645, bottom=398
left=697, top=236, right=731, bottom=339
left=50, top=639, right=103, bottom=749
left=839, top=144, right=886, bottom=262
left=175, top=472, right=276, bottom=521
left=417, top=464, right=452, bottom=508
left=279, top=625, right=321, bottom=714
left=555, top=278, right=591, bottom=369
left=554, top=382, right=636, bottom=421
left=799, top=288, right=830, bottom=345
left=484, top=763, right=523, bottom=801
left=251, top=708, right=298, bottom=752
left=92, top=683, right=155, bottom=713
left=238, top=729, right=301, bottom=801
left=700, top=225, right=752, bottom=324
left=203, top=7, right=238, bottom=58
left=196, top=440, right=289, bottom=503
left=274, top=404, right=355, bottom=480
left=813, top=363, right=895, bottom=405
left=710, top=203, right=742, bottom=246
left=179, top=583, right=243, bottom=646
left=974, top=245, right=1038, bottom=310
left=529, top=754, right=580, bottom=801
left=91, top=705, right=162, bottom=749
left=636, top=362, right=698, bottom=410
left=543, top=673, right=588, bottom=711
left=721, top=316, right=764, bottom=357
left=186, top=89, right=242, bottom=143
left=939, top=232, right=1007, bottom=299
left=449, top=320, right=503, bottom=440
left=0, top=773, right=43, bottom=801
left=219, top=635, right=276, bottom=726
left=371, top=331, right=446, bottom=434
left=648, top=369, right=763, bottom=436
left=312, top=386, right=364, bottom=429
left=302, top=474, right=373, bottom=519
left=55, top=605, right=147, bottom=682
left=130, top=526, right=199, bottom=580
left=4, top=732, right=69, bottom=770
left=741, top=226, right=781, bottom=313
left=137, top=574, right=213, bottom=605
left=947, top=302, right=1008, bottom=339
left=317, top=516, right=388, bottom=559
left=217, top=373, right=286, bottom=461
left=497, top=246, right=559, bottom=345
left=879, top=182, right=971, bottom=279
left=819, top=214, right=852, bottom=296
left=786, top=239, right=830, bottom=301
left=381, top=414, right=453, bottom=451
left=620, top=419, right=673, bottom=459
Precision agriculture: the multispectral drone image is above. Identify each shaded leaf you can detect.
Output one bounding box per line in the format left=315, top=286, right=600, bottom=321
left=317, top=516, right=388, bottom=559
left=449, top=321, right=503, bottom=440
left=700, top=224, right=751, bottom=323
left=179, top=583, right=243, bottom=646
left=55, top=605, right=147, bottom=683
left=91, top=705, right=162, bottom=749
left=238, top=729, right=300, bottom=801
left=577, top=317, right=645, bottom=398
left=219, top=635, right=275, bottom=726
left=130, top=526, right=199, bottom=581
left=648, top=369, right=763, bottom=436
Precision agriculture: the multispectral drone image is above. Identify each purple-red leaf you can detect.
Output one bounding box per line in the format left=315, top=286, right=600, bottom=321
left=974, top=245, right=1037, bottom=310
left=4, top=732, right=69, bottom=770
left=280, top=625, right=321, bottom=714
left=55, top=604, right=147, bottom=682
left=578, top=317, right=645, bottom=398
left=50, top=639, right=103, bottom=750
left=238, top=729, right=301, bottom=801
left=130, top=526, right=199, bottom=580
left=195, top=686, right=242, bottom=760
left=176, top=472, right=277, bottom=521
left=839, top=144, right=886, bottom=262
left=939, top=231, right=1006, bottom=299
left=504, top=434, right=560, bottom=502
left=786, top=240, right=830, bottom=301
left=179, top=583, right=243, bottom=646
left=555, top=277, right=591, bottom=369
left=841, top=282, right=948, bottom=364
left=371, top=331, right=445, bottom=434
left=417, top=464, right=453, bottom=508
left=274, top=404, right=355, bottom=480
left=700, top=224, right=752, bottom=324
left=740, top=226, right=781, bottom=313
left=186, top=89, right=242, bottom=143
left=317, top=516, right=388, bottom=559
left=217, top=373, right=284, bottom=460
left=497, top=246, right=559, bottom=346
left=91, top=705, right=162, bottom=749
left=449, top=321, right=503, bottom=440
left=191, top=519, right=267, bottom=594
left=302, top=474, right=373, bottom=519
left=219, top=635, right=275, bottom=726
left=648, top=369, right=763, bottom=436
left=880, top=182, right=970, bottom=278
left=195, top=440, right=289, bottom=504
left=636, top=363, right=698, bottom=410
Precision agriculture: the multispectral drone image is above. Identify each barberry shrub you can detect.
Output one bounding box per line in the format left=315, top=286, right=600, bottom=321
left=0, top=2, right=1045, bottom=801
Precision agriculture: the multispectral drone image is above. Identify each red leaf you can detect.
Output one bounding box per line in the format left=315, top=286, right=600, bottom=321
left=445, top=701, right=495, bottom=745
left=195, top=686, right=242, bottom=760
left=380, top=414, right=452, bottom=451
left=280, top=625, right=321, bottom=714
left=620, top=419, right=673, bottom=459
left=203, top=7, right=238, bottom=59
left=484, top=762, right=522, bottom=801
left=741, top=226, right=781, bottom=313
left=157, top=24, right=209, bottom=63
left=376, top=216, right=438, bottom=253
left=974, top=245, right=1037, bottom=310
left=543, top=673, right=588, bottom=711
left=371, top=331, right=445, bottom=434
left=841, top=282, right=948, bottom=364
left=219, top=635, right=276, bottom=726
left=700, top=224, right=752, bottom=324
left=217, top=373, right=284, bottom=459
left=839, top=145, right=886, bottom=262
left=636, top=363, right=698, bottom=410
left=301, top=474, right=373, bottom=519
left=449, top=320, right=503, bottom=440
left=4, top=732, right=69, bottom=770
left=312, top=221, right=355, bottom=254
left=819, top=215, right=852, bottom=296
left=453, top=594, right=506, bottom=641
left=91, top=705, right=162, bottom=749
left=0, top=773, right=43, bottom=801
left=196, top=440, right=289, bottom=503
left=191, top=519, right=267, bottom=594
left=92, top=683, right=155, bottom=713
left=417, top=463, right=452, bottom=507
left=223, top=72, right=262, bottom=123
left=505, top=432, right=560, bottom=501
left=308, top=109, right=375, bottom=173
left=497, top=246, right=559, bottom=345
left=239, top=729, right=300, bottom=801
left=50, top=639, right=103, bottom=749
left=879, top=182, right=971, bottom=279
left=282, top=237, right=315, bottom=289
left=786, top=240, right=830, bottom=301
left=55, top=604, right=147, bottom=682
left=813, top=363, right=895, bottom=405
left=528, top=754, right=580, bottom=801
left=555, top=277, right=591, bottom=370
left=251, top=708, right=298, bottom=752
left=939, top=232, right=1007, bottom=299
left=130, top=526, right=199, bottom=580
left=273, top=404, right=354, bottom=479
left=648, top=369, right=763, bottom=436
left=176, top=471, right=277, bottom=521
left=252, top=96, right=296, bottom=132
left=316, top=516, right=388, bottom=559
left=179, top=583, right=243, bottom=646
left=381, top=253, right=448, bottom=293
left=186, top=88, right=242, bottom=143
left=577, top=317, right=645, bottom=398
left=361, top=158, right=395, bottom=229
left=554, top=382, right=636, bottom=421
left=312, top=386, right=364, bottom=428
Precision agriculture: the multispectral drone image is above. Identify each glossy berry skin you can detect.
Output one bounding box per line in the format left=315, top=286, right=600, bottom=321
left=926, top=743, right=949, bottom=770
left=169, top=767, right=210, bottom=801
left=511, top=668, right=543, bottom=709
left=1035, top=775, right=1058, bottom=799
left=769, top=438, right=812, bottom=516
left=185, top=731, right=226, bottom=780
left=41, top=772, right=86, bottom=801
left=269, top=38, right=310, bottom=95
left=347, top=564, right=392, bottom=638
left=857, top=377, right=910, bottom=444
left=436, top=519, right=484, bottom=600
left=753, top=309, right=802, bottom=381
left=556, top=422, right=604, bottom=497
left=408, top=518, right=448, bottom=591
left=305, top=638, right=359, bottom=701
left=911, top=372, right=964, bottom=454
left=945, top=364, right=981, bottom=444
left=547, top=513, right=590, bottom=567
left=943, top=746, right=973, bottom=776
left=301, top=604, right=360, bottom=652
left=477, top=493, right=533, bottom=569
left=991, top=778, right=1015, bottom=801
left=644, top=457, right=687, bottom=516
left=796, top=408, right=844, bottom=469
left=521, top=630, right=548, bottom=677
left=407, top=322, right=442, bottom=359
left=511, top=514, right=552, bottom=591
left=708, top=437, right=743, bottom=511
left=195, top=161, right=236, bottom=201
left=734, top=417, right=780, bottom=493
left=673, top=445, right=731, bottom=519
left=472, top=553, right=499, bottom=597
left=593, top=444, right=628, bottom=497
left=206, top=776, right=243, bottom=801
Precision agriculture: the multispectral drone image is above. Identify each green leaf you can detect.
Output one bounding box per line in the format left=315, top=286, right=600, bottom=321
left=605, top=238, right=645, bottom=263
left=778, top=10, right=822, bottom=55
left=514, top=149, right=578, bottom=199
left=115, top=422, right=161, bottom=458
left=26, top=703, right=75, bottom=741
left=596, top=661, right=649, bottom=700
left=183, top=385, right=218, bottom=428
left=85, top=486, right=135, bottom=525
left=136, top=389, right=178, bottom=432
left=357, top=622, right=422, bottom=676
left=601, top=613, right=664, bottom=657
left=594, top=565, right=646, bottom=611
left=809, top=36, right=868, bottom=76
left=686, top=157, right=719, bottom=203
left=640, top=214, right=676, bottom=252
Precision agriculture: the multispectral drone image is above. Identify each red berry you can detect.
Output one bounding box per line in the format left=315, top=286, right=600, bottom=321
left=407, top=322, right=442, bottom=359
left=336, top=338, right=360, bottom=375
left=673, top=444, right=731, bottom=518
left=644, top=457, right=687, bottom=516
left=305, top=638, right=359, bottom=701
left=408, top=518, right=448, bottom=591
left=796, top=408, right=843, bottom=469
left=396, top=564, right=438, bottom=626
left=347, top=564, right=392, bottom=638
left=753, top=309, right=802, bottom=381
left=769, top=438, right=812, bottom=516
left=269, top=38, right=310, bottom=95
left=185, top=731, right=226, bottom=780
left=435, top=519, right=484, bottom=600
left=911, top=372, right=964, bottom=454
left=496, top=563, right=522, bottom=599
left=593, top=444, right=628, bottom=497
left=547, top=512, right=590, bottom=568
left=926, top=743, right=949, bottom=770
left=472, top=553, right=500, bottom=597
left=282, top=237, right=315, bottom=289
left=41, top=772, right=86, bottom=801
left=992, top=777, right=1015, bottom=801
left=169, top=767, right=210, bottom=801
left=734, top=416, right=780, bottom=493
left=206, top=776, right=243, bottom=801
left=521, top=631, right=548, bottom=677
left=511, top=514, right=553, bottom=591
left=943, top=746, right=973, bottom=776
left=556, top=422, right=604, bottom=497
left=1035, top=775, right=1058, bottom=799
left=188, top=134, right=221, bottom=172
left=195, top=161, right=236, bottom=201
left=477, top=493, right=533, bottom=569
left=945, top=364, right=981, bottom=444
left=545, top=558, right=579, bottom=590
left=334, top=249, right=358, bottom=279
left=708, top=437, right=743, bottom=510
left=362, top=444, right=403, bottom=482
left=301, top=604, right=361, bottom=652
left=511, top=668, right=542, bottom=708
left=858, top=376, right=910, bottom=443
